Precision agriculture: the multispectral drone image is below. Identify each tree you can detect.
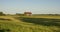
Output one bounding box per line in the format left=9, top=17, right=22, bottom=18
left=16, top=13, right=24, bottom=16
left=0, top=12, right=5, bottom=16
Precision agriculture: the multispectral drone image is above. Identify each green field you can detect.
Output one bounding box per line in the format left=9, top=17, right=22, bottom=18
left=0, top=16, right=60, bottom=32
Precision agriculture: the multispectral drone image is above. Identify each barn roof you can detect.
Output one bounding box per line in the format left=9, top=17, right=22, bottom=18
left=24, top=12, right=32, bottom=14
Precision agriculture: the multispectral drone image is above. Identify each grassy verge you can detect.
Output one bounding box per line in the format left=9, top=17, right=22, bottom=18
left=0, top=16, right=60, bottom=32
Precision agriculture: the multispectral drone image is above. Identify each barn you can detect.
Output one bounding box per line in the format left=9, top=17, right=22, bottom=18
left=24, top=12, right=32, bottom=16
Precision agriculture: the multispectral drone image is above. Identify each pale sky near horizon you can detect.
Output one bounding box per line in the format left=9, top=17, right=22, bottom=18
left=0, top=0, right=60, bottom=14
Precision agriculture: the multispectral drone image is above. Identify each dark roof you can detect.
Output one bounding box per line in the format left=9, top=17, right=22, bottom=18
left=24, top=12, right=32, bottom=14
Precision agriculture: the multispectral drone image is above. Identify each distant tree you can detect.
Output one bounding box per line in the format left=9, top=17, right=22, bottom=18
left=0, top=12, right=5, bottom=16
left=16, top=13, right=24, bottom=16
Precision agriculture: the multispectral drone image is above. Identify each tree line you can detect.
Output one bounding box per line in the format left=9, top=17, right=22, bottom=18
left=0, top=12, right=60, bottom=16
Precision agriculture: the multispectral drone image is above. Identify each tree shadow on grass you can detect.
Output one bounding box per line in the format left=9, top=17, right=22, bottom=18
left=0, top=18, right=11, bottom=21
left=0, top=29, right=10, bottom=32
left=18, top=17, right=60, bottom=26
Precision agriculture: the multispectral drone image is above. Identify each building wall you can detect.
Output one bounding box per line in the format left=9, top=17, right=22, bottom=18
left=24, top=14, right=32, bottom=16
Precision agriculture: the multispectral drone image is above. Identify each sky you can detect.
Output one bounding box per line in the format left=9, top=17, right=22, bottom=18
left=0, top=0, right=60, bottom=14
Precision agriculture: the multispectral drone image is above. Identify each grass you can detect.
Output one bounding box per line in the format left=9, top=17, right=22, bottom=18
left=0, top=16, right=60, bottom=32
left=19, top=17, right=60, bottom=26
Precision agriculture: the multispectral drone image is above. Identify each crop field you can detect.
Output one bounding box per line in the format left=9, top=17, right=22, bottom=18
left=0, top=16, right=60, bottom=32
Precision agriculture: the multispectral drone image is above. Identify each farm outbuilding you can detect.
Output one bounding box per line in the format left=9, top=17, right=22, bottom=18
left=24, top=12, right=32, bottom=16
